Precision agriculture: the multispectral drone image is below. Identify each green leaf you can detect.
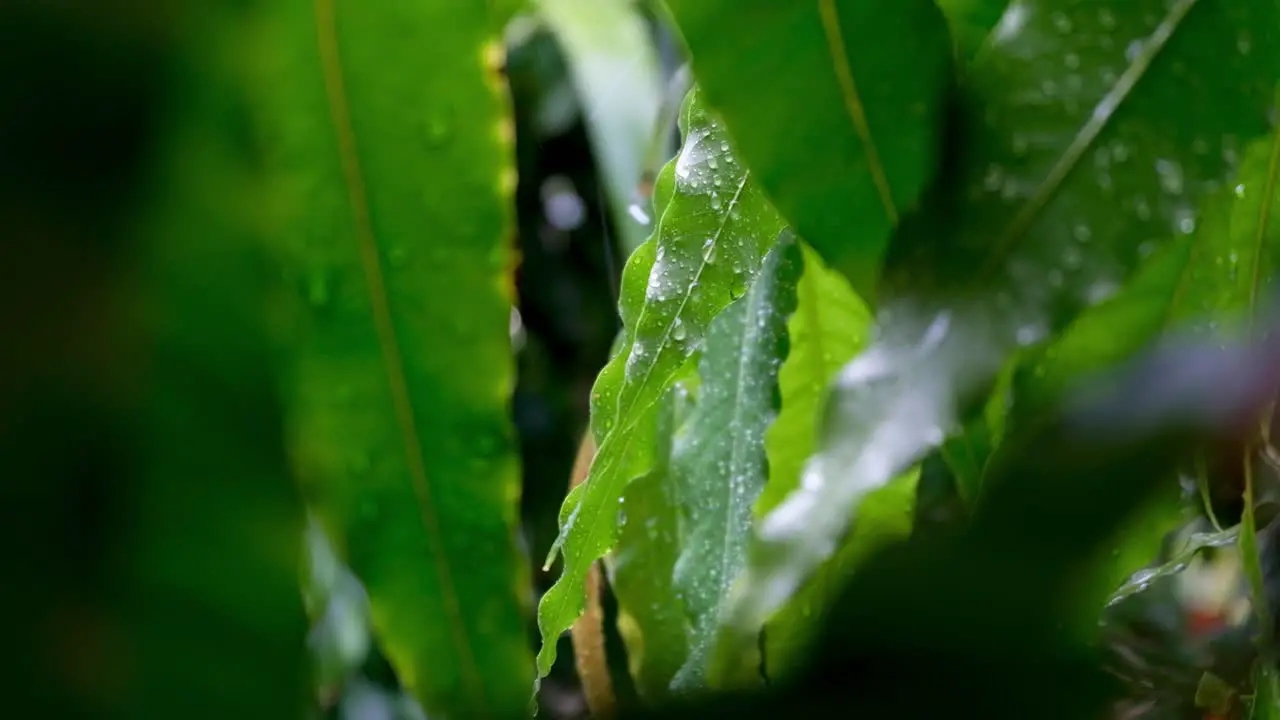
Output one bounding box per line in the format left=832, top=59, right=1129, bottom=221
left=757, top=243, right=871, bottom=516
left=662, top=0, right=953, bottom=298
left=762, top=470, right=918, bottom=682
left=669, top=236, right=801, bottom=692
left=608, top=380, right=694, bottom=701
left=535, top=86, right=787, bottom=686
left=535, top=0, right=663, bottom=254
left=260, top=2, right=532, bottom=715
left=728, top=0, right=1280, bottom=637
left=1253, top=662, right=1280, bottom=719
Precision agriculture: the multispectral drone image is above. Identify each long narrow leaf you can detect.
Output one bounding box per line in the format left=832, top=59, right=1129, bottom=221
left=535, top=86, right=787, bottom=687
left=669, top=235, right=801, bottom=692
left=260, top=2, right=532, bottom=715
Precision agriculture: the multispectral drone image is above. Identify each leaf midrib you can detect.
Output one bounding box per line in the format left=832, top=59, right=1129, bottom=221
left=818, top=0, right=897, bottom=223
left=541, top=171, right=753, bottom=659
left=313, top=0, right=487, bottom=709
left=977, top=0, right=1199, bottom=283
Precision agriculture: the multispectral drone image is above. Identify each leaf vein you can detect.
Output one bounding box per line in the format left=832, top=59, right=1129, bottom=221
left=314, top=0, right=486, bottom=708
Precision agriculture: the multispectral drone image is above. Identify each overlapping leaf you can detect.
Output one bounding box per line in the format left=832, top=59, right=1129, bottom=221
left=608, top=379, right=694, bottom=701
left=757, top=245, right=871, bottom=516
left=727, top=0, right=1280, bottom=637
left=259, top=2, right=531, bottom=715
left=662, top=0, right=953, bottom=298
left=668, top=236, right=800, bottom=693
left=535, top=87, right=788, bottom=685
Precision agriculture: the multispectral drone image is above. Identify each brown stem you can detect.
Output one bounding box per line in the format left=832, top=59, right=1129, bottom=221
left=568, top=431, right=615, bottom=718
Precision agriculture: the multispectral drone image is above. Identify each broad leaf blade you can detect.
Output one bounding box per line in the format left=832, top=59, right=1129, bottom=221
left=261, top=2, right=531, bottom=715
left=536, top=0, right=662, bottom=254
left=662, top=0, right=953, bottom=298
left=730, top=0, right=1280, bottom=637
left=536, top=86, right=787, bottom=685
left=670, top=236, right=801, bottom=692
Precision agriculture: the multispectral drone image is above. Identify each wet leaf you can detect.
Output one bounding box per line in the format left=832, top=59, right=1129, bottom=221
left=663, top=0, right=953, bottom=298
left=669, top=236, right=801, bottom=693
left=1107, top=526, right=1238, bottom=607
left=259, top=2, right=531, bottom=715
left=535, top=0, right=662, bottom=254
left=1253, top=662, right=1280, bottom=719
left=726, top=0, right=1280, bottom=637
left=535, top=86, right=787, bottom=686
left=608, top=380, right=695, bottom=701
left=757, top=244, right=871, bottom=516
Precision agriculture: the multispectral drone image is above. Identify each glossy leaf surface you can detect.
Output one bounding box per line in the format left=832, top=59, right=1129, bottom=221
left=669, top=236, right=800, bottom=692
left=663, top=0, right=953, bottom=297
left=729, top=0, right=1280, bottom=638
left=260, top=2, right=531, bottom=715
left=535, top=87, right=787, bottom=685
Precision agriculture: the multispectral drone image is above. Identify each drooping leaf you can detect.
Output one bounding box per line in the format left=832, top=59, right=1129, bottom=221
left=757, top=243, right=871, bottom=516
left=535, top=86, right=787, bottom=685
left=662, top=0, right=953, bottom=298
left=608, top=379, right=694, bottom=701
left=536, top=0, right=663, bottom=254
left=669, top=236, right=801, bottom=693
left=259, top=2, right=532, bottom=715
left=727, top=0, right=1280, bottom=635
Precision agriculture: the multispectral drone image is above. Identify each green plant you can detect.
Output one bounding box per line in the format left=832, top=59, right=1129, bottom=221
left=14, top=0, right=1280, bottom=718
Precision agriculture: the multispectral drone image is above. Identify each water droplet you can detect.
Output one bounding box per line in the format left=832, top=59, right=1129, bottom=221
left=425, top=117, right=451, bottom=146
left=1238, top=31, right=1253, bottom=55
left=307, top=272, right=330, bottom=308
left=1125, top=40, right=1144, bottom=63
left=708, top=157, right=719, bottom=170
left=1064, top=53, right=1079, bottom=70
left=387, top=246, right=408, bottom=268
left=702, top=238, right=717, bottom=263
left=1236, top=183, right=1247, bottom=198
left=1134, top=196, right=1151, bottom=221
left=628, top=202, right=651, bottom=226
left=1073, top=223, right=1092, bottom=242
left=672, top=319, right=687, bottom=341
left=1175, top=208, right=1196, bottom=234
left=1098, top=8, right=1116, bottom=29
left=1052, top=12, right=1072, bottom=33
left=983, top=163, right=1004, bottom=192
left=1155, top=158, right=1184, bottom=195
left=1041, top=79, right=1058, bottom=97
left=719, top=141, right=729, bottom=152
